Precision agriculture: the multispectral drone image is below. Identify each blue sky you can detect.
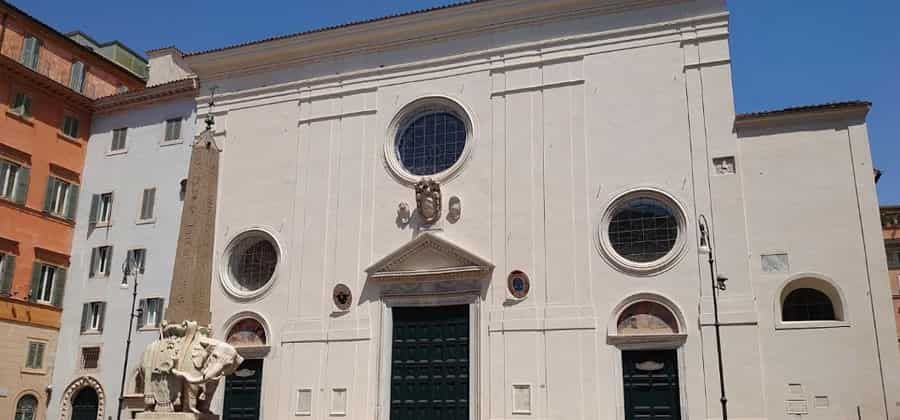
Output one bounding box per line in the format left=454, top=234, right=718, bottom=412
left=17, top=0, right=900, bottom=203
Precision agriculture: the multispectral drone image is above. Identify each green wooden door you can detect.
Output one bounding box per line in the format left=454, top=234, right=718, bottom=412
left=622, top=350, right=681, bottom=420
left=391, top=305, right=469, bottom=420
left=224, top=359, right=264, bottom=420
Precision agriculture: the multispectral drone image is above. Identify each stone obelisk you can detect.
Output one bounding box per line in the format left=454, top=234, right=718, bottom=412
left=165, top=121, right=220, bottom=326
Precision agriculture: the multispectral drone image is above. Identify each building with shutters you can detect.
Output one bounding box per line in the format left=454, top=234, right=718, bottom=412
left=45, top=48, right=197, bottom=420
left=0, top=2, right=145, bottom=419
left=175, top=1, right=900, bottom=420
left=880, top=205, right=900, bottom=352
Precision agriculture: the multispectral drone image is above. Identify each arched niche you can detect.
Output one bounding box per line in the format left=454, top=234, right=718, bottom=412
left=774, top=273, right=850, bottom=330
left=59, top=376, right=105, bottom=420
left=607, top=293, right=687, bottom=349
left=224, top=312, right=271, bottom=358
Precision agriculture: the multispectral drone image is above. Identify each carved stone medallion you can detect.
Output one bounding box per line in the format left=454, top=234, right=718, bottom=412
left=333, top=284, right=352, bottom=311
left=415, top=178, right=442, bottom=224
left=507, top=270, right=530, bottom=299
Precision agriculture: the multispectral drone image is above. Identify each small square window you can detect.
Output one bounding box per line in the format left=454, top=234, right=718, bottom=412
left=0, top=158, right=27, bottom=204
left=111, top=128, right=128, bottom=152
left=62, top=115, right=80, bottom=138
left=44, top=177, right=77, bottom=220
left=81, top=302, right=105, bottom=332
left=164, top=118, right=182, bottom=142
left=81, top=347, right=100, bottom=369
left=126, top=248, right=146, bottom=275
left=25, top=341, right=46, bottom=369
left=10, top=92, right=33, bottom=118
left=90, top=246, right=113, bottom=278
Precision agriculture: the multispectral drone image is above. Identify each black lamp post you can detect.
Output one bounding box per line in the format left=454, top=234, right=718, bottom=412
left=698, top=214, right=728, bottom=420
left=117, top=257, right=143, bottom=420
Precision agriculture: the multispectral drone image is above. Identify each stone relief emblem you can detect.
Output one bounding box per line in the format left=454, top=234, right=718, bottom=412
left=333, top=284, right=352, bottom=311
left=415, top=178, right=442, bottom=224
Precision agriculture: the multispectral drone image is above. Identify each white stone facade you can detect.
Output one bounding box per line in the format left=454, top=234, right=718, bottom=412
left=180, top=1, right=900, bottom=419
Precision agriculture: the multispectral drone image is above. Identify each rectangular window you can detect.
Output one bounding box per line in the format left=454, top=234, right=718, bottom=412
left=164, top=118, right=182, bottom=142
left=126, top=248, right=146, bottom=274
left=44, top=177, right=78, bottom=220
left=62, top=115, right=80, bottom=138
left=20, top=36, right=41, bottom=69
left=30, top=263, right=65, bottom=307
left=97, top=193, right=113, bottom=224
left=0, top=252, right=14, bottom=296
left=0, top=158, right=28, bottom=204
left=69, top=61, right=85, bottom=92
left=80, top=301, right=105, bottom=332
left=139, top=188, right=156, bottom=221
left=10, top=92, right=33, bottom=118
left=139, top=297, right=164, bottom=328
left=25, top=341, right=46, bottom=369
left=111, top=128, right=128, bottom=152
left=89, top=246, right=113, bottom=278
left=81, top=347, right=100, bottom=369
left=34, top=264, right=55, bottom=304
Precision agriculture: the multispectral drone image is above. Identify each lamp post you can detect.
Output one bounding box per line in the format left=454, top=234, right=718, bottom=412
left=117, top=256, right=143, bottom=420
left=698, top=214, right=728, bottom=420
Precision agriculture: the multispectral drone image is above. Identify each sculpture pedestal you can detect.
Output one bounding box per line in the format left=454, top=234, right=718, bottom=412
left=135, top=413, right=218, bottom=420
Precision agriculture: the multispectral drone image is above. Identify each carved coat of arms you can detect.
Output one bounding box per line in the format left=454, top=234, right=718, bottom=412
left=415, top=178, right=442, bottom=224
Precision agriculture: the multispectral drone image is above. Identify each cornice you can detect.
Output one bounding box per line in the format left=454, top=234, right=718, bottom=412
left=186, top=0, right=717, bottom=79
left=93, top=78, right=198, bottom=114
left=734, top=101, right=870, bottom=131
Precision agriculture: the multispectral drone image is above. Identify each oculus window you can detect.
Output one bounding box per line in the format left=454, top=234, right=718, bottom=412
left=222, top=230, right=280, bottom=298
left=396, top=110, right=467, bottom=176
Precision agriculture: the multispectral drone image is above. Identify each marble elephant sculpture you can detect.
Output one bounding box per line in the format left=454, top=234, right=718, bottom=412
left=141, top=325, right=244, bottom=414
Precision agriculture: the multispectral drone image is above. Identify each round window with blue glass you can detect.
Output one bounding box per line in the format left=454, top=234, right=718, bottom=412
left=396, top=110, right=467, bottom=176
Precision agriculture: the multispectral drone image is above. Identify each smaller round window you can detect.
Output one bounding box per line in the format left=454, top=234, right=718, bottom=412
left=223, top=230, right=279, bottom=298
left=599, top=189, right=686, bottom=275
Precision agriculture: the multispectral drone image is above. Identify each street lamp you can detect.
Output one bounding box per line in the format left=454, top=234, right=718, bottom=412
left=117, top=255, right=143, bottom=420
left=698, top=214, right=728, bottom=420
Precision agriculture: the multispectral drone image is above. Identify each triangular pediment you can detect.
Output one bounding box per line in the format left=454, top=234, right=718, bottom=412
left=366, top=232, right=493, bottom=281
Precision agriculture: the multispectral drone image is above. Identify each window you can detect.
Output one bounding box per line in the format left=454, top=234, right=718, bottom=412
left=25, top=341, right=46, bottom=369
left=81, top=346, right=100, bottom=369
left=69, top=61, right=85, bottom=92
left=0, top=252, right=15, bottom=295
left=164, top=118, right=182, bottom=142
left=43, top=177, right=78, bottom=220
left=62, top=115, right=80, bottom=138
left=0, top=158, right=29, bottom=204
left=138, top=297, right=164, bottom=328
left=139, top=188, right=156, bottom=221
left=116, top=85, right=129, bottom=94
left=10, top=92, right=33, bottom=118
left=179, top=179, right=187, bottom=201
left=396, top=110, right=467, bottom=176
left=14, top=394, right=37, bottom=420
left=126, top=248, right=146, bottom=275
left=111, top=128, right=128, bottom=152
left=782, top=288, right=836, bottom=322
left=80, top=302, right=106, bottom=333
left=608, top=196, right=679, bottom=263
left=222, top=230, right=280, bottom=298
left=89, top=246, right=113, bottom=278
left=89, top=192, right=113, bottom=225
left=30, top=263, right=65, bottom=306
left=20, top=36, right=41, bottom=69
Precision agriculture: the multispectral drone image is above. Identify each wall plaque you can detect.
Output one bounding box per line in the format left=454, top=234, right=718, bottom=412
left=333, top=284, right=352, bottom=311
left=507, top=270, right=530, bottom=299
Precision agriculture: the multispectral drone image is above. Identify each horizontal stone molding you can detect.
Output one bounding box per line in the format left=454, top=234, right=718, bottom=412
left=490, top=79, right=585, bottom=97
left=297, top=108, right=376, bottom=125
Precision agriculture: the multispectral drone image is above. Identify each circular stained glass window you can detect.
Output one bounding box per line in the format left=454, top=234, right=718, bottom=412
left=396, top=110, right=467, bottom=176
left=608, top=197, right=679, bottom=263
left=227, top=232, right=278, bottom=293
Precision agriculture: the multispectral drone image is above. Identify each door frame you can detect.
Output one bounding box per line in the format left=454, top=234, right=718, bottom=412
left=223, top=358, right=264, bottom=420
left=377, top=294, right=480, bottom=420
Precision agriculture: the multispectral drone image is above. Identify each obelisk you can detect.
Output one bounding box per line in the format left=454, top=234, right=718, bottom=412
left=165, top=120, right=220, bottom=326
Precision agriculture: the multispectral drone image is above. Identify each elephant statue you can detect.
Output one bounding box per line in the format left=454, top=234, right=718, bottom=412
left=140, top=320, right=244, bottom=414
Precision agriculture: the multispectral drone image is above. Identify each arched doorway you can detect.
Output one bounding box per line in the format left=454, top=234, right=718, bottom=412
left=223, top=316, right=269, bottom=420
left=14, top=394, right=38, bottom=420
left=71, top=387, right=99, bottom=420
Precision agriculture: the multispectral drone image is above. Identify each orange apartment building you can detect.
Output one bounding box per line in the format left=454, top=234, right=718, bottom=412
left=0, top=2, right=145, bottom=419
left=882, top=205, right=900, bottom=352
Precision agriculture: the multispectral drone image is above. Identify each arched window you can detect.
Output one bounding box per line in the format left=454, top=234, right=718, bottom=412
left=15, top=394, right=38, bottom=420
left=782, top=288, right=836, bottom=321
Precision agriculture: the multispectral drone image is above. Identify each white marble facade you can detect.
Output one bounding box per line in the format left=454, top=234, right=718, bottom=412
left=179, top=1, right=900, bottom=419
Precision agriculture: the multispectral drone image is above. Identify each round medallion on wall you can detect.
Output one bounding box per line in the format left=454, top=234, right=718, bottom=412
left=333, top=284, right=352, bottom=311
left=507, top=270, right=530, bottom=299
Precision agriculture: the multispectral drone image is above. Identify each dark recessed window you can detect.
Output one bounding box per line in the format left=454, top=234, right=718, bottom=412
left=396, top=111, right=466, bottom=176
left=782, top=288, right=836, bottom=321
left=608, top=197, right=679, bottom=263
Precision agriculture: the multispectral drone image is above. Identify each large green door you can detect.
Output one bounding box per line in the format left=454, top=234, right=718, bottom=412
left=622, top=350, right=681, bottom=420
left=224, top=359, right=264, bottom=420
left=391, top=305, right=469, bottom=420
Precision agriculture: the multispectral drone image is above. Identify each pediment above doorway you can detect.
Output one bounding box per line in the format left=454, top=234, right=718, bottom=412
left=365, top=232, right=493, bottom=283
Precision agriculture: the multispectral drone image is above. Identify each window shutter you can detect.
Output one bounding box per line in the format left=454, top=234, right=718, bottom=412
left=21, top=37, right=39, bottom=68
left=137, top=299, right=146, bottom=329
left=80, top=303, right=90, bottom=333
left=98, top=302, right=106, bottom=332
left=66, top=184, right=79, bottom=220
left=69, top=61, right=85, bottom=92
left=34, top=343, right=44, bottom=368
left=89, top=194, right=100, bottom=223
left=27, top=342, right=37, bottom=367
left=13, top=165, right=29, bottom=205
left=88, top=247, right=97, bottom=277
left=28, top=263, right=40, bottom=302
left=157, top=298, right=165, bottom=326
left=0, top=255, right=14, bottom=295
left=72, top=118, right=80, bottom=138
left=105, top=247, right=114, bottom=276
left=141, top=188, right=156, bottom=220
left=43, top=177, right=56, bottom=213
left=51, top=268, right=65, bottom=307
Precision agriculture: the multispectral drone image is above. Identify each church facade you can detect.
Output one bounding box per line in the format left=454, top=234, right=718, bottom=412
left=177, top=1, right=900, bottom=419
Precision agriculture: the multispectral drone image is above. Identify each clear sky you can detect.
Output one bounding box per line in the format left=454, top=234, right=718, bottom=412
left=15, top=0, right=900, bottom=203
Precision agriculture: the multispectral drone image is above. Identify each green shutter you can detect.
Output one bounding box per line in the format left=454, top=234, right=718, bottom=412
left=43, top=177, right=56, bottom=213
left=13, top=165, right=29, bottom=205
left=106, top=247, right=114, bottom=276
left=21, top=95, right=32, bottom=118
left=28, top=263, right=40, bottom=302
left=34, top=343, right=44, bottom=369
left=0, top=254, right=14, bottom=295
left=137, top=298, right=146, bottom=329
left=88, top=194, right=99, bottom=223
left=26, top=342, right=37, bottom=368
left=66, top=184, right=79, bottom=220
left=69, top=61, right=85, bottom=92
left=80, top=303, right=89, bottom=333
left=88, top=247, right=97, bottom=277
left=71, top=118, right=80, bottom=138
left=51, top=267, right=65, bottom=307
left=21, top=37, right=39, bottom=69
left=141, top=188, right=156, bottom=220
left=98, top=302, right=106, bottom=332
